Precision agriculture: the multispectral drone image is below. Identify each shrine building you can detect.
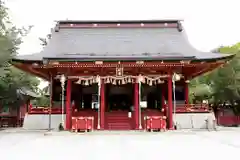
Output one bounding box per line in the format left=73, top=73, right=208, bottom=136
left=12, top=20, right=234, bottom=131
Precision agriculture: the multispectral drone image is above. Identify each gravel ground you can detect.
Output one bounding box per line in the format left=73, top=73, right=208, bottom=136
left=0, top=127, right=239, bottom=160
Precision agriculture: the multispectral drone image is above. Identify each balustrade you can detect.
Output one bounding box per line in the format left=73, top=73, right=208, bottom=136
left=164, top=103, right=209, bottom=113
left=29, top=107, right=62, bottom=114
left=29, top=103, right=209, bottom=115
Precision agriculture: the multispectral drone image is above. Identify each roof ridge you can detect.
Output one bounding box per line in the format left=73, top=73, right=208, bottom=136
left=58, top=19, right=182, bottom=25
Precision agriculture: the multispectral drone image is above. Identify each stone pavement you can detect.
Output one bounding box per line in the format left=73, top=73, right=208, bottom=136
left=0, top=127, right=240, bottom=160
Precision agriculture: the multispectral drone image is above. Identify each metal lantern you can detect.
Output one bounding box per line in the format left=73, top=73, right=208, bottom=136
left=60, top=74, right=66, bottom=127
left=97, top=76, right=101, bottom=129
left=172, top=73, right=181, bottom=82
left=60, top=74, right=66, bottom=87
left=172, top=73, right=181, bottom=127
left=138, top=75, right=143, bottom=129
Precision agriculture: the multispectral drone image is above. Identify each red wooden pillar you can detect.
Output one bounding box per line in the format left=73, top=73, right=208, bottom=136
left=27, top=99, right=31, bottom=113
left=168, top=75, right=173, bottom=129
left=134, top=81, right=139, bottom=129
left=65, top=79, right=72, bottom=130
left=100, top=80, right=105, bottom=129
left=185, top=81, right=189, bottom=104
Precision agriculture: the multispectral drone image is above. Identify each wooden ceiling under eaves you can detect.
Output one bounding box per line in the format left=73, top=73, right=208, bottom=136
left=13, top=60, right=224, bottom=81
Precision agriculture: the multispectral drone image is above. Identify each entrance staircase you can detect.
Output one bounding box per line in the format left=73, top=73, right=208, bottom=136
left=105, top=111, right=133, bottom=130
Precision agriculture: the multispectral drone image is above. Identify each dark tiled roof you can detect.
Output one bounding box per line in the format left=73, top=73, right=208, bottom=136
left=13, top=20, right=233, bottom=61
left=17, top=87, right=40, bottom=98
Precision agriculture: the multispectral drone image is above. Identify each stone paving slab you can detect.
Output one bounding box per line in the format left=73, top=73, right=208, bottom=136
left=1, top=127, right=240, bottom=160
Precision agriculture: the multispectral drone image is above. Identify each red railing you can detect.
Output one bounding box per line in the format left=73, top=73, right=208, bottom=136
left=0, top=114, right=18, bottom=127
left=29, top=107, right=62, bottom=114
left=217, top=116, right=240, bottom=126
left=29, top=104, right=209, bottom=115
left=165, top=104, right=209, bottom=113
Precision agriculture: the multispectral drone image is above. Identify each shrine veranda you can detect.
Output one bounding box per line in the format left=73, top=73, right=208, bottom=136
left=12, top=20, right=234, bottom=130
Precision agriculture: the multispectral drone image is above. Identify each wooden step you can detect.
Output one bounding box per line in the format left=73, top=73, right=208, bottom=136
left=105, top=111, right=133, bottom=130
left=107, top=122, right=132, bottom=130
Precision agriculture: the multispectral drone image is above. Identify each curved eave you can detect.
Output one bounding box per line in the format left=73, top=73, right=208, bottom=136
left=12, top=54, right=235, bottom=63
left=192, top=53, right=235, bottom=63
left=187, top=54, right=235, bottom=80
left=12, top=61, right=49, bottom=80
left=12, top=58, right=42, bottom=63
left=43, top=56, right=196, bottom=62
left=11, top=52, right=44, bottom=63
left=45, top=53, right=235, bottom=62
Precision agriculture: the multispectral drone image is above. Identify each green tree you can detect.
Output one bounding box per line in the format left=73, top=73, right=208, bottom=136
left=0, top=2, right=39, bottom=108
left=31, top=85, right=50, bottom=107
left=31, top=95, right=50, bottom=107
left=39, top=34, right=51, bottom=46
left=0, top=2, right=32, bottom=65
left=189, top=43, right=240, bottom=114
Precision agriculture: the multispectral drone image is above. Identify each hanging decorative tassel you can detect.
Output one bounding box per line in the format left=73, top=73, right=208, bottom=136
left=112, top=79, right=116, bottom=85
left=85, top=80, right=89, bottom=86
left=128, top=78, right=131, bottom=83
left=122, top=79, right=126, bottom=84
left=149, top=80, right=152, bottom=86
left=75, top=78, right=81, bottom=84
left=153, top=80, right=156, bottom=85
left=106, top=77, right=110, bottom=83
left=159, top=79, right=164, bottom=84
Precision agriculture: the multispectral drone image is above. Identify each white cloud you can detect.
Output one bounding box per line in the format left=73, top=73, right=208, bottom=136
left=6, top=0, right=240, bottom=53
left=6, top=0, right=240, bottom=88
